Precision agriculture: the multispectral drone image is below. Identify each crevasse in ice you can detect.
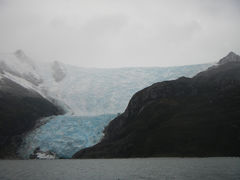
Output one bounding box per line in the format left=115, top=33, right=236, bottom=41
left=18, top=114, right=116, bottom=159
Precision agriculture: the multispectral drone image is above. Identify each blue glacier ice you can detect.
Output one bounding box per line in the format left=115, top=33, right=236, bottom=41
left=18, top=114, right=116, bottom=159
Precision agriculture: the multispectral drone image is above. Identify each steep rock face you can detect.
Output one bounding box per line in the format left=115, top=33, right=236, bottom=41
left=73, top=52, right=240, bottom=158
left=0, top=76, right=64, bottom=158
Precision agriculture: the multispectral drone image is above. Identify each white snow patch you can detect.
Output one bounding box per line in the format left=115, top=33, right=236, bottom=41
left=0, top=53, right=41, bottom=82
left=2, top=72, right=47, bottom=98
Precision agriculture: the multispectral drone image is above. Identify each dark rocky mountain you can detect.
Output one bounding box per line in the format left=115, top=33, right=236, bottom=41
left=0, top=77, right=64, bottom=158
left=73, top=52, right=240, bottom=158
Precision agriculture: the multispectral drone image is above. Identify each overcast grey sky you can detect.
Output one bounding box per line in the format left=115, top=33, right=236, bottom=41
left=0, top=0, right=239, bottom=67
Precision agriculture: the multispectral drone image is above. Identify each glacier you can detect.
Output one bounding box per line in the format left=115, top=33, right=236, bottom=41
left=1, top=50, right=213, bottom=115
left=1, top=50, right=214, bottom=158
left=38, top=64, right=213, bottom=115
left=18, top=114, right=116, bottom=159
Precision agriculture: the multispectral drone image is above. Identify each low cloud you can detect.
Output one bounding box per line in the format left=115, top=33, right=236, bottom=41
left=0, top=0, right=239, bottom=67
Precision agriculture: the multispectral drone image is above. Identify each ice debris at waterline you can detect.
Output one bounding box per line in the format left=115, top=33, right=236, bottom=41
left=18, top=114, right=116, bottom=159
left=29, top=147, right=57, bottom=160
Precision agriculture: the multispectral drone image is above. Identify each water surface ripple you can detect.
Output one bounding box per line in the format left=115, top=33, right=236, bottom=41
left=0, top=158, right=239, bottom=180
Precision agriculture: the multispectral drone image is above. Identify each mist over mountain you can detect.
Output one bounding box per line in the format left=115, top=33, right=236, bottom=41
left=0, top=49, right=212, bottom=158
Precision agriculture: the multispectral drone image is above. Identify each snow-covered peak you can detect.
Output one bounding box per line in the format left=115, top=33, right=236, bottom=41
left=0, top=50, right=42, bottom=85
